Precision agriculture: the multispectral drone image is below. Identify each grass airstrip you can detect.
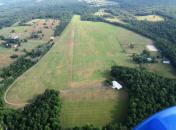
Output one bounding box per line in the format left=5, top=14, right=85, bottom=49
left=4, top=15, right=176, bottom=128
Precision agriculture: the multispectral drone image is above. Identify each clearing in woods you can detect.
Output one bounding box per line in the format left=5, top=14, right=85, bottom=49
left=4, top=15, right=176, bottom=128
left=136, top=15, right=165, bottom=22
left=94, top=9, right=126, bottom=24
left=105, top=17, right=127, bottom=24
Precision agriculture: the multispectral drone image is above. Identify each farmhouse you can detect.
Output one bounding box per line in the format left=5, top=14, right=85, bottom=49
left=112, top=81, right=123, bottom=90
left=10, top=34, right=19, bottom=40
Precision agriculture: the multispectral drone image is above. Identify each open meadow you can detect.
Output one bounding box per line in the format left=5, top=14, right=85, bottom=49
left=94, top=9, right=126, bottom=24
left=136, top=15, right=165, bottom=22
left=4, top=15, right=176, bottom=128
left=105, top=17, right=127, bottom=24
left=94, top=9, right=110, bottom=17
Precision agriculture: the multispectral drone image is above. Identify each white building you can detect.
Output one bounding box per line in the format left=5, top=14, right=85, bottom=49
left=112, top=81, right=122, bottom=90
left=10, top=34, right=19, bottom=40
left=163, top=60, right=170, bottom=64
left=13, top=44, right=18, bottom=48
left=50, top=37, right=54, bottom=41
left=147, top=57, right=152, bottom=62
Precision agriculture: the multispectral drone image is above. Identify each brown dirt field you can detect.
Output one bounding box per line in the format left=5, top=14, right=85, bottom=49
left=34, top=19, right=59, bottom=28
left=61, top=86, right=118, bottom=101
left=0, top=54, right=12, bottom=68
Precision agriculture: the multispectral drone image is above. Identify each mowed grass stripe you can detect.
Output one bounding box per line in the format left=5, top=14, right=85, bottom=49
left=61, top=101, right=117, bottom=126
left=72, top=20, right=134, bottom=83
left=60, top=16, right=130, bottom=128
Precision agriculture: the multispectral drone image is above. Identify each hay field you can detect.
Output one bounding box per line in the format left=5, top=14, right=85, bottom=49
left=136, top=15, right=165, bottom=22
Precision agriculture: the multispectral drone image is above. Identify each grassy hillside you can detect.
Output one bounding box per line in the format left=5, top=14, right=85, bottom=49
left=5, top=15, right=176, bottom=127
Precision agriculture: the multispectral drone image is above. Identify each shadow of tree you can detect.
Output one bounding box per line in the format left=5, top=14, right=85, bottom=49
left=102, top=67, right=129, bottom=124
left=111, top=90, right=129, bottom=124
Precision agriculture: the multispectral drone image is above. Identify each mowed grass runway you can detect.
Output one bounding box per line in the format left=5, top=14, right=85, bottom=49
left=5, top=15, right=170, bottom=127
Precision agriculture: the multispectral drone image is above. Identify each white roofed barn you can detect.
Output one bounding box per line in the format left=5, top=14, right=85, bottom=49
left=112, top=81, right=122, bottom=90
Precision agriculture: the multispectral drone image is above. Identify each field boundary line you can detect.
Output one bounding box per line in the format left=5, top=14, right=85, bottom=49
left=116, top=36, right=127, bottom=53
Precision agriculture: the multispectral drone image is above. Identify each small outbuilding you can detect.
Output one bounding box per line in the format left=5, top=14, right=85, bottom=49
left=50, top=36, right=54, bottom=41
left=163, top=60, right=170, bottom=64
left=147, top=57, right=152, bottom=62
left=13, top=44, right=18, bottom=48
left=10, top=34, right=19, bottom=40
left=112, top=81, right=122, bottom=90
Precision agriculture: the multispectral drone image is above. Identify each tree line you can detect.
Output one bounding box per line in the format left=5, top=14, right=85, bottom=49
left=108, top=66, right=176, bottom=129
left=2, top=89, right=61, bottom=130
left=0, top=42, right=53, bottom=109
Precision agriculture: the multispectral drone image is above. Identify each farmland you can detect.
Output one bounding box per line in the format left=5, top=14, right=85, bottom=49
left=136, top=15, right=165, bottom=22
left=105, top=17, right=127, bottom=24
left=0, top=19, right=59, bottom=68
left=94, top=9, right=126, bottom=24
left=4, top=15, right=176, bottom=128
left=94, top=9, right=110, bottom=16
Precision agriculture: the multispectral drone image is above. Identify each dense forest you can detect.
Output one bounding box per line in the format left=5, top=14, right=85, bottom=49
left=112, top=0, right=176, bottom=17
left=3, top=89, right=61, bottom=130
left=0, top=0, right=97, bottom=29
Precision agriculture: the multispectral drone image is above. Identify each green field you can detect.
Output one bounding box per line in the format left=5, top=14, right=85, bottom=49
left=105, top=17, right=127, bottom=24
left=5, top=15, right=176, bottom=128
left=0, top=19, right=59, bottom=68
left=94, top=9, right=126, bottom=25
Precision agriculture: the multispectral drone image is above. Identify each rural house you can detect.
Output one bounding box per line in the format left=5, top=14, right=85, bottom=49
left=10, top=34, right=19, bottom=40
